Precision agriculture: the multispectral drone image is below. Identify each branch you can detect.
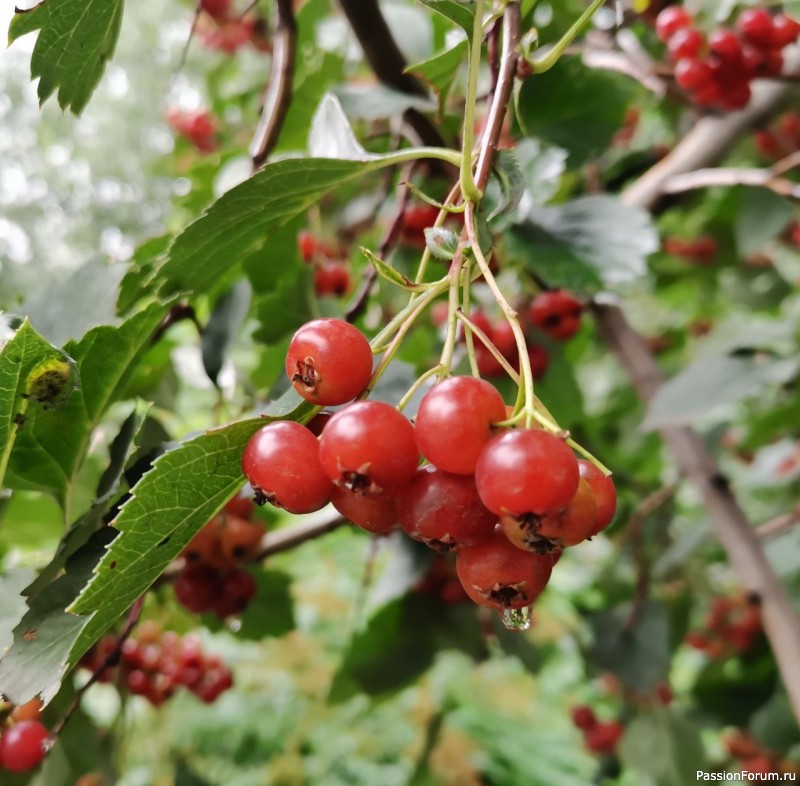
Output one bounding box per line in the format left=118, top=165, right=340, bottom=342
left=252, top=506, right=344, bottom=560
left=337, top=0, right=447, bottom=149
left=661, top=167, right=800, bottom=199
left=592, top=71, right=800, bottom=722
left=757, top=509, right=800, bottom=540
left=249, top=0, right=296, bottom=169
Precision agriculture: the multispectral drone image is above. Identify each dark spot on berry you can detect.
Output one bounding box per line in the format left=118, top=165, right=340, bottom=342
left=543, top=313, right=562, bottom=329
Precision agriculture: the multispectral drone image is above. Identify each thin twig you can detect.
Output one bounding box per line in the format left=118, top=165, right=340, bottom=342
left=250, top=0, right=297, bottom=169
left=177, top=2, right=204, bottom=73
left=661, top=167, right=800, bottom=199
left=756, top=510, right=800, bottom=540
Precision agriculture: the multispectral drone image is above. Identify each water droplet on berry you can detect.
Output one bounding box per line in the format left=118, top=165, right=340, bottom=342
left=500, top=604, right=533, bottom=631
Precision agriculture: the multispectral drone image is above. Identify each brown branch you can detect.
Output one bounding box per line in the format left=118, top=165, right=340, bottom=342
left=252, top=506, right=344, bottom=560
left=250, top=0, right=296, bottom=169
left=757, top=509, right=800, bottom=540
left=661, top=167, right=800, bottom=199
left=337, top=0, right=447, bottom=149
left=592, top=71, right=800, bottom=721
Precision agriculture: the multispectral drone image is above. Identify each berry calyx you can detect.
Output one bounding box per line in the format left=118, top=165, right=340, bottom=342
left=286, top=318, right=373, bottom=406
left=318, top=401, right=419, bottom=495
left=242, top=421, right=333, bottom=513
left=415, top=376, right=506, bottom=475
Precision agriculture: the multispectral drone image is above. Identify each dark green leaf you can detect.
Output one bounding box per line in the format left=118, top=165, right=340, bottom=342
left=0, top=568, right=35, bottom=652
left=644, top=353, right=800, bottom=431
left=487, top=150, right=525, bottom=220
left=0, top=320, right=77, bottom=489
left=6, top=303, right=167, bottom=515
left=237, top=569, right=295, bottom=639
left=589, top=600, right=670, bottom=693
left=362, top=247, right=425, bottom=288
left=201, top=281, right=252, bottom=385
left=417, top=0, right=475, bottom=35
left=252, top=265, right=315, bottom=344
left=735, top=187, right=795, bottom=257
left=619, top=709, right=705, bottom=786
left=9, top=0, right=125, bottom=114
left=406, top=40, right=468, bottom=114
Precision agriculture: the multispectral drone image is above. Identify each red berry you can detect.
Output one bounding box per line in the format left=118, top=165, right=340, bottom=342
left=201, top=0, right=231, bottom=20
left=225, top=491, right=255, bottom=520
left=721, top=81, right=751, bottom=111
left=242, top=421, right=333, bottom=514
left=655, top=6, right=692, bottom=43
left=667, top=27, right=703, bottom=60
left=526, top=345, right=549, bottom=379
left=0, top=720, right=49, bottom=772
left=397, top=466, right=497, bottom=552
left=217, top=568, right=257, bottom=616
left=736, top=8, right=775, bottom=51
left=430, top=301, right=449, bottom=328
left=318, top=401, right=419, bottom=495
left=401, top=204, right=441, bottom=247
left=577, top=460, right=617, bottom=534
left=415, top=376, right=506, bottom=475
left=489, top=319, right=517, bottom=359
left=528, top=290, right=583, bottom=341
left=475, top=430, right=579, bottom=517
left=456, top=531, right=553, bottom=610
left=772, top=15, right=800, bottom=48
left=10, top=698, right=43, bottom=724
left=674, top=57, right=713, bottom=90
left=585, top=721, right=624, bottom=755
left=286, top=318, right=373, bottom=406
left=126, top=669, right=151, bottom=696
left=475, top=346, right=506, bottom=377
left=219, top=515, right=264, bottom=562
left=500, top=477, right=596, bottom=552
left=314, top=261, right=351, bottom=298
left=182, top=517, right=227, bottom=567
left=330, top=485, right=399, bottom=534
left=708, top=29, right=743, bottom=64
left=174, top=565, right=220, bottom=614
left=692, top=79, right=723, bottom=108
left=571, top=705, right=598, bottom=731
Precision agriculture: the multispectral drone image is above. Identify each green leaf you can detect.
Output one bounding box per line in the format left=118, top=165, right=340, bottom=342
left=333, top=84, right=437, bottom=122
left=785, top=1, right=800, bottom=21
left=69, top=390, right=313, bottom=620
left=644, top=352, right=800, bottom=431
left=417, top=0, right=475, bottom=35
left=424, top=227, right=460, bottom=261
left=619, top=709, right=705, bottom=786
left=362, top=247, right=427, bottom=289
left=516, top=59, right=632, bottom=165
left=0, top=568, right=35, bottom=652
left=201, top=281, right=252, bottom=385
left=589, top=600, right=670, bottom=693
left=252, top=265, right=315, bottom=344
left=0, top=320, right=77, bottom=489
left=487, top=149, right=525, bottom=221
left=513, top=138, right=567, bottom=208
left=529, top=195, right=657, bottom=285
left=735, top=187, right=795, bottom=257
left=237, top=570, right=295, bottom=639
left=9, top=0, right=125, bottom=114
left=406, top=39, right=468, bottom=114
left=6, top=303, right=167, bottom=516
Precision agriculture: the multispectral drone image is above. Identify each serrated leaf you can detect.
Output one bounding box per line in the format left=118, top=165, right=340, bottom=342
left=417, top=0, right=475, bottom=35
left=424, top=227, right=460, bottom=261
left=6, top=303, right=167, bottom=517
left=309, top=93, right=374, bottom=161
left=252, top=265, right=315, bottom=344
left=0, top=568, right=36, bottom=652
left=529, top=195, right=657, bottom=285
left=9, top=0, right=125, bottom=114
left=0, top=320, right=77, bottom=489
left=514, top=138, right=568, bottom=208
left=619, top=709, right=705, bottom=786
left=643, top=353, right=800, bottom=431
left=201, top=281, right=252, bottom=385
left=361, top=247, right=427, bottom=290
left=70, top=389, right=313, bottom=620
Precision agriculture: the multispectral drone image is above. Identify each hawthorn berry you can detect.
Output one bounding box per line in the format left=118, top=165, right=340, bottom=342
left=219, top=515, right=264, bottom=562
left=772, top=15, right=800, bottom=48
left=415, top=376, right=506, bottom=475
left=674, top=58, right=713, bottom=90
left=397, top=466, right=497, bottom=551
left=10, top=697, right=43, bottom=724
left=314, top=261, right=351, bottom=297
left=225, top=491, right=255, bottom=520
left=242, top=421, right=333, bottom=513
left=330, top=485, right=399, bottom=534
left=318, top=401, right=419, bottom=495
left=667, top=27, right=703, bottom=60
left=400, top=204, right=440, bottom=247
left=456, top=531, right=553, bottom=610
left=736, top=8, right=775, bottom=51
left=528, top=290, right=583, bottom=341
left=584, top=721, right=624, bottom=755
left=213, top=569, right=257, bottom=617
left=286, top=318, right=373, bottom=406
left=708, top=29, right=743, bottom=64
left=577, top=460, right=617, bottom=534
left=174, top=565, right=219, bottom=613
left=655, top=6, right=692, bottom=43
left=0, top=720, right=49, bottom=773
left=571, top=705, right=597, bottom=731
left=182, top=517, right=228, bottom=567
left=475, top=429, right=579, bottom=517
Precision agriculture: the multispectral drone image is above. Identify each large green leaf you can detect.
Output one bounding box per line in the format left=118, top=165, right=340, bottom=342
left=407, top=40, right=469, bottom=114
left=0, top=320, right=77, bottom=489
left=0, top=568, right=35, bottom=652
left=8, top=0, right=125, bottom=114
left=619, top=709, right=705, bottom=786
left=417, top=0, right=475, bottom=35
left=6, top=303, right=167, bottom=517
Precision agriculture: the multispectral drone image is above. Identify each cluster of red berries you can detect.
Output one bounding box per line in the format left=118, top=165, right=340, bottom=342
left=165, top=108, right=219, bottom=154
left=656, top=5, right=799, bottom=110
left=0, top=698, right=49, bottom=773
left=242, top=317, right=616, bottom=621
left=684, top=595, right=762, bottom=659
left=571, top=706, right=624, bottom=756
left=173, top=494, right=261, bottom=618
left=755, top=112, right=800, bottom=160
left=82, top=623, right=233, bottom=706
left=413, top=555, right=470, bottom=605
left=297, top=230, right=352, bottom=298
left=724, top=730, right=800, bottom=778
left=662, top=235, right=717, bottom=264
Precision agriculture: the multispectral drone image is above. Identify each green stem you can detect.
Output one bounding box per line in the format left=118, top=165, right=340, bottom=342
left=455, top=310, right=519, bottom=383
left=528, top=0, right=606, bottom=74
left=459, top=0, right=485, bottom=204
left=568, top=437, right=613, bottom=475
left=397, top=365, right=444, bottom=411
left=460, top=262, right=480, bottom=378
left=438, top=254, right=465, bottom=375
